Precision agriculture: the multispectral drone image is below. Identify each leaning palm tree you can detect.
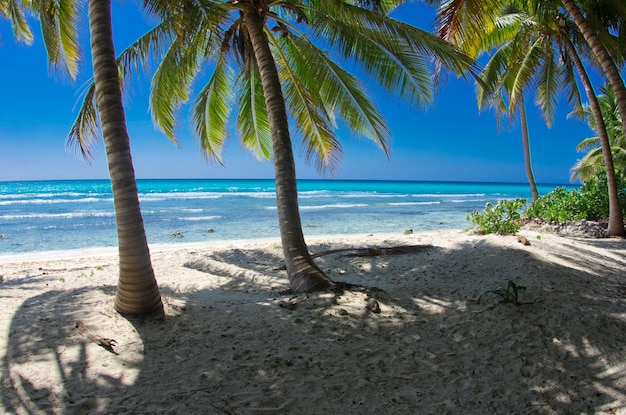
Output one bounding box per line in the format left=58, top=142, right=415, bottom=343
left=7, top=0, right=163, bottom=314
left=436, top=0, right=625, bottom=235
left=570, top=84, right=626, bottom=181
left=72, top=0, right=475, bottom=293
left=561, top=0, right=626, bottom=144
left=83, top=0, right=163, bottom=315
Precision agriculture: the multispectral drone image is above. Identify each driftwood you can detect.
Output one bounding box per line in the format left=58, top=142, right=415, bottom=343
left=311, top=244, right=433, bottom=259
left=275, top=245, right=433, bottom=271
left=76, top=321, right=118, bottom=354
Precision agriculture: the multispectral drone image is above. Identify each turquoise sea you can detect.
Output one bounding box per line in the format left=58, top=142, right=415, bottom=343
left=0, top=179, right=570, bottom=255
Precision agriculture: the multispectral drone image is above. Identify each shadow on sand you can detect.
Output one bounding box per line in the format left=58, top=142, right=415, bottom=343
left=2, top=235, right=625, bottom=414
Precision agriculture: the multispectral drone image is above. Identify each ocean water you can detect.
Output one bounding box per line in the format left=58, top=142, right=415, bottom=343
left=0, top=179, right=568, bottom=255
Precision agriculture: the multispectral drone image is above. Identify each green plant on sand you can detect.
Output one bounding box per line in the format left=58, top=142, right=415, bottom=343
left=477, top=280, right=527, bottom=305
left=468, top=198, right=527, bottom=235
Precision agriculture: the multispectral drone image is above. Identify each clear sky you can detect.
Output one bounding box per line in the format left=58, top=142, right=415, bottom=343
left=0, top=2, right=600, bottom=184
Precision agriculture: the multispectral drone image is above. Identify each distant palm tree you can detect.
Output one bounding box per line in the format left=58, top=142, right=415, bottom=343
left=570, top=84, right=626, bottom=182
left=72, top=0, right=475, bottom=292
left=436, top=0, right=625, bottom=235
left=10, top=0, right=163, bottom=315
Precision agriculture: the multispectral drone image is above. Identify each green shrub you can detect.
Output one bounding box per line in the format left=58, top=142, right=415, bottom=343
left=526, top=172, right=626, bottom=222
left=525, top=187, right=584, bottom=222
left=467, top=198, right=527, bottom=235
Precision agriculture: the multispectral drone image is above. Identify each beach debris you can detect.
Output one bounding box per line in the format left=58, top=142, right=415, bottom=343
left=314, top=244, right=433, bottom=259
left=344, top=245, right=432, bottom=257
left=403, top=229, right=413, bottom=235
left=171, top=231, right=183, bottom=238
left=76, top=321, right=118, bottom=355
left=366, top=298, right=381, bottom=313
left=207, top=228, right=215, bottom=233
left=517, top=235, right=531, bottom=246
left=278, top=300, right=298, bottom=310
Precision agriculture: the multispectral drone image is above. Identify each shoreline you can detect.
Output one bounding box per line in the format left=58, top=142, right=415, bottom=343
left=0, top=230, right=453, bottom=264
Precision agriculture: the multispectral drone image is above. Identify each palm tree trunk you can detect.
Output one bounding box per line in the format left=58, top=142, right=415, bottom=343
left=88, top=0, right=163, bottom=313
left=563, top=35, right=625, bottom=236
left=243, top=6, right=333, bottom=292
left=518, top=95, right=539, bottom=201
left=561, top=0, right=626, bottom=164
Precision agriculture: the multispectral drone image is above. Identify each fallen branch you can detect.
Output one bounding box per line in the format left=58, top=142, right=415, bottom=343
left=275, top=244, right=433, bottom=270
left=76, top=321, right=118, bottom=355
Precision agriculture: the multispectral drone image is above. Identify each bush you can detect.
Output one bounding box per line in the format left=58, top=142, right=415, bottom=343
left=468, top=198, right=527, bottom=235
left=526, top=172, right=626, bottom=222
left=525, top=187, right=585, bottom=222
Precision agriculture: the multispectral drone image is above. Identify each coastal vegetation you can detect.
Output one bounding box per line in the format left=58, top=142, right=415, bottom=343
left=467, top=198, right=526, bottom=235
left=570, top=84, right=626, bottom=182
left=469, top=172, right=626, bottom=235
left=435, top=0, right=626, bottom=236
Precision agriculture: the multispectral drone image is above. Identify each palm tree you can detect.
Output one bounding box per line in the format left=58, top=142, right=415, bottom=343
left=561, top=0, right=626, bottom=144
left=453, top=6, right=579, bottom=202
left=72, top=0, right=475, bottom=293
left=436, top=0, right=625, bottom=235
left=84, top=0, right=163, bottom=315
left=570, top=84, right=626, bottom=181
left=13, top=0, right=164, bottom=315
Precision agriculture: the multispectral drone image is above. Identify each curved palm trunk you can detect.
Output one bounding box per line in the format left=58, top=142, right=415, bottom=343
left=564, top=35, right=625, bottom=236
left=243, top=7, right=333, bottom=292
left=562, top=0, right=626, bottom=165
left=518, top=96, right=539, bottom=201
left=88, top=0, right=163, bottom=313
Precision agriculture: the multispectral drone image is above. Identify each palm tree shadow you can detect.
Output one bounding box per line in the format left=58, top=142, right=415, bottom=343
left=2, top=236, right=625, bottom=414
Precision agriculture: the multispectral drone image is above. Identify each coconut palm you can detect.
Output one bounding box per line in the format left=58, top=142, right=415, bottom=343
left=436, top=0, right=625, bottom=235
left=571, top=84, right=626, bottom=181
left=561, top=0, right=626, bottom=143
left=450, top=5, right=584, bottom=201
left=12, top=0, right=163, bottom=315
left=84, top=0, right=163, bottom=315
left=71, top=0, right=475, bottom=293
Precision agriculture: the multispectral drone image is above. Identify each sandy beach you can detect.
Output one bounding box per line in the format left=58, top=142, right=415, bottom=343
left=1, top=229, right=625, bottom=414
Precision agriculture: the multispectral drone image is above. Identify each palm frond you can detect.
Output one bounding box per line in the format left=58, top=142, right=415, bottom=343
left=272, top=33, right=342, bottom=173
left=150, top=31, right=209, bottom=143
left=192, top=56, right=234, bottom=164
left=237, top=65, right=273, bottom=160
left=3, top=0, right=34, bottom=44
left=284, top=32, right=391, bottom=156
left=35, top=0, right=80, bottom=79
left=67, top=83, right=100, bottom=161
left=535, top=43, right=559, bottom=127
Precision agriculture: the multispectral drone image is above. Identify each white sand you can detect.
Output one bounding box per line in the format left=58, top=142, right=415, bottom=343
left=1, top=229, right=625, bottom=414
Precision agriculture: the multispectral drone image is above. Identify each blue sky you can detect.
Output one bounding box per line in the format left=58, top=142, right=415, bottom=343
left=0, top=2, right=599, bottom=184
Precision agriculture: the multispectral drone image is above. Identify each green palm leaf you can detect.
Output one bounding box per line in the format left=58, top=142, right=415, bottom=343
left=192, top=56, right=234, bottom=163
left=238, top=65, right=273, bottom=160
